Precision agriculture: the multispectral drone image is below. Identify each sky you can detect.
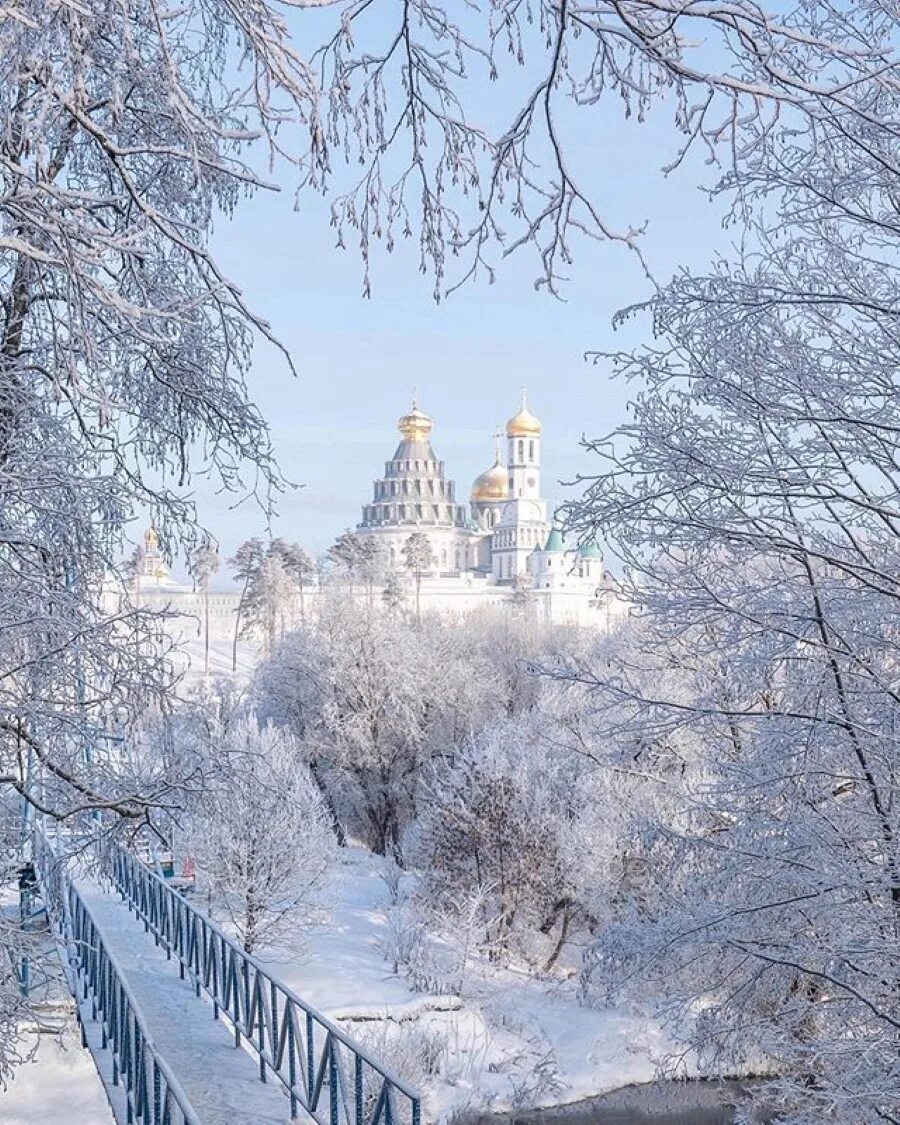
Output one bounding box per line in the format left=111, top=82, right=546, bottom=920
left=177, top=18, right=735, bottom=573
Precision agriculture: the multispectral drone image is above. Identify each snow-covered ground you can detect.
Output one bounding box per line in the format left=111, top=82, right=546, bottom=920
left=1, top=1027, right=114, bottom=1125
left=2, top=848, right=683, bottom=1124
left=259, top=847, right=680, bottom=1121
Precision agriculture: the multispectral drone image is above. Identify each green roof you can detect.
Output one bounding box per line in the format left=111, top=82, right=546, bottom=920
left=579, top=541, right=603, bottom=559
left=544, top=529, right=565, bottom=552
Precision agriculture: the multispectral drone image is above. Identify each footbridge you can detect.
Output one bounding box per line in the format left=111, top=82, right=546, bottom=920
left=32, top=832, right=422, bottom=1125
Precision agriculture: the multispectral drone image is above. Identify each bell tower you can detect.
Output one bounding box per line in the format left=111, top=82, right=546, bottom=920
left=492, top=390, right=550, bottom=582
left=506, top=389, right=541, bottom=500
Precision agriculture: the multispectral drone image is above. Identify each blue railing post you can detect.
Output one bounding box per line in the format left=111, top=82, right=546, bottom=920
left=307, top=1011, right=315, bottom=1106
left=329, top=1040, right=339, bottom=1125
left=288, top=1006, right=298, bottom=1118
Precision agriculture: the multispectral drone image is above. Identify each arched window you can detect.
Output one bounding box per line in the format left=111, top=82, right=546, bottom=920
left=518, top=439, right=524, bottom=461
left=529, top=440, right=535, bottom=461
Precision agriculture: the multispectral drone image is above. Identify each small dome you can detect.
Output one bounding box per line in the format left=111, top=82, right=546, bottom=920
left=579, top=541, right=603, bottom=559
left=397, top=396, right=433, bottom=442
left=506, top=390, right=541, bottom=437
left=472, top=455, right=507, bottom=502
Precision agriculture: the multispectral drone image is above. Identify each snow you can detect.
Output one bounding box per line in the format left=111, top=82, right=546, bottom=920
left=258, top=847, right=679, bottom=1121
left=264, top=850, right=421, bottom=1014
left=4, top=849, right=687, bottom=1125
left=0, top=1027, right=114, bottom=1125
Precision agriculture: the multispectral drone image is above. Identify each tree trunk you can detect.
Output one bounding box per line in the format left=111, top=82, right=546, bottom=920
left=203, top=583, right=210, bottom=677
left=309, top=758, right=346, bottom=847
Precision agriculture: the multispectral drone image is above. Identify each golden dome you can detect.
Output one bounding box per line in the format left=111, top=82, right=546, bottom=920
left=144, top=526, right=159, bottom=551
left=506, top=390, right=541, bottom=437
left=397, top=395, right=433, bottom=442
left=472, top=455, right=507, bottom=502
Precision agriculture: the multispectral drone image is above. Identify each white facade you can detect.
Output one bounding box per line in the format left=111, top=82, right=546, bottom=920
left=126, top=395, right=624, bottom=661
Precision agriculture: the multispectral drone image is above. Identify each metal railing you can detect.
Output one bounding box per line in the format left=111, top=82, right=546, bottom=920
left=103, top=843, right=423, bottom=1125
left=33, top=832, right=201, bottom=1125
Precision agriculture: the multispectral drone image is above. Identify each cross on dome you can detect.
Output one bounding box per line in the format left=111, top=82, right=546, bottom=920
left=506, top=388, right=541, bottom=437
left=397, top=391, right=433, bottom=442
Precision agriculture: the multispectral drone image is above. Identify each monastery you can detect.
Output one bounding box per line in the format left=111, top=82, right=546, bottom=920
left=128, top=396, right=620, bottom=667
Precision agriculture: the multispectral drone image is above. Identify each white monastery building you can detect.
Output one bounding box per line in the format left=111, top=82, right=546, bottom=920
left=128, top=395, right=621, bottom=663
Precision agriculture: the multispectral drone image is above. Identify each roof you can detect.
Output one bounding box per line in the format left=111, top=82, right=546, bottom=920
left=543, top=529, right=565, bottom=552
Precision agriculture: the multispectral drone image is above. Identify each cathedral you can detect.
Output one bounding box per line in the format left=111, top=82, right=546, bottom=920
left=355, top=393, right=610, bottom=607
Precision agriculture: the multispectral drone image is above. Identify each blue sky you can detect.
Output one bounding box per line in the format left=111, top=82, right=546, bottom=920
left=186, top=38, right=733, bottom=567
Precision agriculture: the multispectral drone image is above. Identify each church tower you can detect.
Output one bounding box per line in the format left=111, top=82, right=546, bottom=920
left=506, top=390, right=542, bottom=501
left=356, top=396, right=479, bottom=574
left=492, top=391, right=550, bottom=582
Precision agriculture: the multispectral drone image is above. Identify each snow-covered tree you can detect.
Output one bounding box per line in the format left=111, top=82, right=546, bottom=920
left=188, top=719, right=336, bottom=955
left=0, top=0, right=322, bottom=1064
left=230, top=538, right=311, bottom=652
left=312, top=1, right=900, bottom=298
left=272, top=539, right=316, bottom=620
left=255, top=601, right=440, bottom=858
left=562, top=82, right=900, bottom=1118
left=381, top=570, right=408, bottom=614
left=357, top=538, right=386, bottom=609
left=241, top=552, right=296, bottom=649
left=402, top=533, right=434, bottom=625
left=228, top=539, right=265, bottom=672
left=328, top=531, right=366, bottom=594
left=255, top=600, right=511, bottom=859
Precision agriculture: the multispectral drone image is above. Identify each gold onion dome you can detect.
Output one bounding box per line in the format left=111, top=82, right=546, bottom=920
left=397, top=396, right=433, bottom=442
left=472, top=455, right=507, bottom=502
left=506, top=390, right=541, bottom=437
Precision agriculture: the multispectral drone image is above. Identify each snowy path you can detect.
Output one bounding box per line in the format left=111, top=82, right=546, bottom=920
left=1, top=1026, right=116, bottom=1125
left=75, top=878, right=293, bottom=1125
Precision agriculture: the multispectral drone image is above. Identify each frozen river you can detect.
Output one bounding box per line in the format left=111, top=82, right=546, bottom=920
left=464, top=1079, right=772, bottom=1125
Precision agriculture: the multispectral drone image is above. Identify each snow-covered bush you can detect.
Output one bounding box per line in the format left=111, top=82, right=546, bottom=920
left=410, top=718, right=586, bottom=969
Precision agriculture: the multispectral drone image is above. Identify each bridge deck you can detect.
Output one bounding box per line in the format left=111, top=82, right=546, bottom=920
left=76, top=878, right=293, bottom=1125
